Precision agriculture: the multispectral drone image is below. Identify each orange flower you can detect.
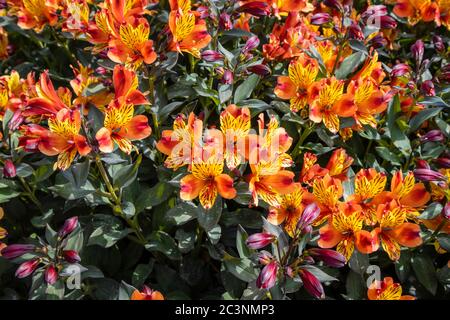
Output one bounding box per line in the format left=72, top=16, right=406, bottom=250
left=368, top=277, right=415, bottom=300
left=20, top=109, right=91, bottom=170
left=300, top=152, right=328, bottom=184
left=12, top=0, right=58, bottom=32
left=312, top=174, right=343, bottom=220
left=180, top=158, right=236, bottom=209
left=309, top=78, right=356, bottom=134
left=393, top=0, right=441, bottom=26
left=168, top=0, right=211, bottom=57
left=318, top=209, right=378, bottom=261
left=325, top=148, right=354, bottom=181
left=95, top=65, right=151, bottom=154
left=274, top=53, right=319, bottom=112
left=131, top=286, right=164, bottom=300
left=372, top=201, right=422, bottom=261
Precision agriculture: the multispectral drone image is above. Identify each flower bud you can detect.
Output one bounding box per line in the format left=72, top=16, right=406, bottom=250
left=379, top=15, right=397, bottom=29
left=420, top=130, right=444, bottom=143
left=1, top=244, right=35, bottom=259
left=414, top=169, right=447, bottom=182
left=411, top=40, right=424, bottom=65
left=390, top=64, right=410, bottom=78
left=58, top=216, right=78, bottom=238
left=257, top=250, right=273, bottom=265
left=311, top=13, right=332, bottom=25
left=243, top=36, right=260, bottom=53
left=307, top=248, right=346, bottom=268
left=416, top=159, right=431, bottom=170
left=369, top=34, right=387, bottom=49
left=8, top=110, right=24, bottom=131
left=3, top=160, right=16, bottom=178
left=444, top=202, right=450, bottom=220
left=421, top=80, right=435, bottom=96
left=219, top=13, right=232, bottom=31
left=299, top=269, right=325, bottom=299
left=63, top=250, right=81, bottom=263
left=221, top=70, right=233, bottom=84
left=297, top=203, right=320, bottom=231
left=237, top=2, right=269, bottom=17
left=197, top=6, right=210, bottom=19
left=247, top=64, right=271, bottom=76
left=348, top=22, right=364, bottom=40
left=15, top=258, right=40, bottom=279
left=201, top=50, right=223, bottom=62
left=246, top=233, right=275, bottom=249
left=256, top=261, right=278, bottom=289
left=45, top=264, right=58, bottom=285
left=362, top=5, right=387, bottom=20
left=435, top=157, right=450, bottom=168
left=95, top=67, right=108, bottom=75
left=433, top=35, right=445, bottom=53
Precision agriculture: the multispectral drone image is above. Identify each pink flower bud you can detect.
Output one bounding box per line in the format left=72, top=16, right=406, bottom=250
left=256, top=261, right=278, bottom=289
left=416, top=159, right=431, bottom=169
left=307, top=248, right=346, bottom=268
left=414, top=169, right=447, bottom=182
left=45, top=264, right=58, bottom=285
left=1, top=244, right=35, bottom=259
left=299, top=269, right=325, bottom=299
left=390, top=64, right=410, bottom=78
left=201, top=50, right=223, bottom=62
left=379, top=15, right=397, bottom=29
left=197, top=6, right=209, bottom=19
left=435, top=157, right=450, bottom=168
left=246, top=233, right=275, bottom=249
left=311, top=13, right=332, bottom=25
left=243, top=36, right=260, bottom=53
left=8, top=110, right=24, bottom=131
left=15, top=259, right=40, bottom=279
left=3, top=160, right=16, bottom=178
left=362, top=5, right=387, bottom=20
left=444, top=203, right=450, bottom=220
left=432, top=35, right=445, bottom=52
left=349, top=22, right=364, bottom=40
left=237, top=2, right=269, bottom=17
left=257, top=250, right=273, bottom=265
left=95, top=67, right=108, bottom=75
left=297, top=203, right=320, bottom=231
left=63, top=250, right=81, bottom=263
left=421, top=80, right=436, bottom=96
left=247, top=64, right=271, bottom=76
left=420, top=130, right=444, bottom=143
left=411, top=40, right=424, bottom=65
left=219, top=13, right=232, bottom=31
left=58, top=216, right=78, bottom=238
left=221, top=70, right=233, bottom=84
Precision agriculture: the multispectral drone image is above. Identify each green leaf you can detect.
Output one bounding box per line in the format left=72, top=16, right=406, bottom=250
left=15, top=163, right=34, bottom=178
left=348, top=250, right=370, bottom=275
left=166, top=201, right=198, bottom=225
left=207, top=225, right=222, bottom=244
left=87, top=215, right=131, bottom=248
left=233, top=74, right=260, bottom=104
left=223, top=253, right=259, bottom=282
left=345, top=270, right=366, bottom=300
left=145, top=231, right=181, bottom=260
left=335, top=52, right=366, bottom=79
left=112, top=155, right=142, bottom=189
left=219, top=84, right=233, bottom=104
left=395, top=250, right=412, bottom=282
left=412, top=255, right=438, bottom=295
left=437, top=235, right=450, bottom=252
left=197, top=198, right=222, bottom=231
left=135, top=182, right=174, bottom=212
left=409, top=107, right=443, bottom=133
left=236, top=225, right=252, bottom=259
left=417, top=202, right=443, bottom=220
left=375, top=146, right=402, bottom=165
left=62, top=159, right=90, bottom=188
left=132, top=261, right=154, bottom=288
left=301, top=265, right=338, bottom=282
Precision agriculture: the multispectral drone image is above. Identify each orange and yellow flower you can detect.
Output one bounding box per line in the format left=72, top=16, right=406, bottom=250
left=367, top=277, right=415, bottom=300
left=9, top=0, right=59, bottom=32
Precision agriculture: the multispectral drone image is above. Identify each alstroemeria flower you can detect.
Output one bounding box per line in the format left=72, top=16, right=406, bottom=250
left=131, top=286, right=164, bottom=300
left=13, top=0, right=58, bottom=32
left=309, top=78, right=356, bottom=134
left=318, top=210, right=378, bottom=261
left=274, top=53, right=319, bottom=112
left=168, top=0, right=212, bottom=57
left=312, top=174, right=343, bottom=221
left=180, top=158, right=236, bottom=209
left=367, top=277, right=415, bottom=300
left=95, top=65, right=151, bottom=154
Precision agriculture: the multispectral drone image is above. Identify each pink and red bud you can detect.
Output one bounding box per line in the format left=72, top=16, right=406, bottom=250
left=15, top=258, right=40, bottom=279
left=362, top=5, right=387, bottom=20
left=311, top=13, right=332, bottom=25
left=45, top=264, right=58, bottom=285
left=379, top=15, right=397, bottom=29
left=421, top=80, right=436, bottom=96
left=221, top=70, right=234, bottom=84
left=348, top=22, right=364, bottom=40
left=416, top=159, right=431, bottom=170
left=414, top=169, right=447, bottom=182
left=237, top=2, right=269, bottom=17
left=443, top=203, right=450, bottom=220
left=420, top=130, right=444, bottom=143
left=243, top=36, right=260, bottom=53
left=390, top=64, right=410, bottom=78
left=63, top=250, right=81, bottom=263
left=297, top=203, right=320, bottom=232
left=369, top=35, right=387, bottom=49
left=307, top=248, right=346, bottom=268
left=247, top=64, right=271, bottom=76
left=95, top=66, right=108, bottom=75
left=246, top=233, right=276, bottom=249
left=1, top=244, right=35, bottom=259
left=299, top=269, right=325, bottom=299
left=219, top=13, right=232, bottom=31
left=435, top=157, right=450, bottom=168
left=58, top=216, right=78, bottom=238
left=3, top=160, right=16, bottom=178
left=201, top=50, right=223, bottom=62
left=256, top=261, right=278, bottom=289
left=257, top=250, right=273, bottom=265
left=8, top=110, right=24, bottom=131
left=411, top=40, right=425, bottom=65
left=433, top=35, right=445, bottom=53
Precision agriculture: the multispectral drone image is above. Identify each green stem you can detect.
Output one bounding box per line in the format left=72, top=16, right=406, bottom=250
left=18, top=176, right=43, bottom=212
left=292, top=124, right=315, bottom=159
